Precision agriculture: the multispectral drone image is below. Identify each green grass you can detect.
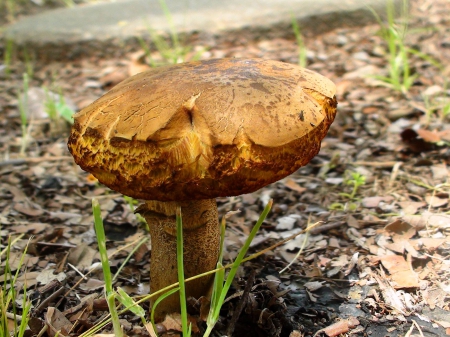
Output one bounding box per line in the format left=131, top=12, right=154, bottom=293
left=423, top=82, right=450, bottom=123
left=86, top=198, right=273, bottom=337
left=291, top=16, right=307, bottom=68
left=138, top=0, right=204, bottom=67
left=80, top=197, right=320, bottom=337
left=203, top=200, right=273, bottom=337
left=329, top=171, right=366, bottom=212
left=370, top=0, right=417, bottom=94
left=0, top=235, right=32, bottom=337
left=43, top=87, right=76, bottom=125
left=176, top=208, right=192, bottom=337
left=3, top=39, right=14, bottom=78
left=92, top=199, right=124, bottom=337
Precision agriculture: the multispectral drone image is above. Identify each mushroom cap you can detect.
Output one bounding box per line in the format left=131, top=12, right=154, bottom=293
left=68, top=58, right=337, bottom=201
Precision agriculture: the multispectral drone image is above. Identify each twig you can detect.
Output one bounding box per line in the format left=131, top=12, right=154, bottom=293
left=309, top=221, right=344, bottom=235
left=68, top=263, right=89, bottom=280
left=34, top=286, right=66, bottom=314
left=226, top=270, right=256, bottom=337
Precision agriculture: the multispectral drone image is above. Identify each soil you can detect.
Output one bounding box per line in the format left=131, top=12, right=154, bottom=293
left=1, top=0, right=449, bottom=336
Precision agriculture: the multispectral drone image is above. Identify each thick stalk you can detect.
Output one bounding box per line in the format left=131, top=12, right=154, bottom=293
left=137, top=199, right=220, bottom=321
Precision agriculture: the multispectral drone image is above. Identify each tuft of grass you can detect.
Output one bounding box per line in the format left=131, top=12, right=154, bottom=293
left=82, top=199, right=274, bottom=336
left=0, top=234, right=32, bottom=337
left=330, top=171, right=366, bottom=211
left=203, top=200, right=273, bottom=337
left=423, top=83, right=450, bottom=123
left=43, top=87, right=76, bottom=125
left=92, top=198, right=124, bottom=337
left=3, top=39, right=14, bottom=78
left=340, top=171, right=366, bottom=201
left=370, top=0, right=418, bottom=94
left=138, top=0, right=204, bottom=67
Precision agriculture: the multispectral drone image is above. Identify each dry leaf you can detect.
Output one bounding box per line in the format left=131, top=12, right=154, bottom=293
left=36, top=269, right=66, bottom=285
left=45, top=307, right=72, bottom=337
left=425, top=195, right=448, bottom=208
left=379, top=255, right=419, bottom=289
left=283, top=178, right=307, bottom=193
left=384, top=219, right=416, bottom=239
left=316, top=317, right=360, bottom=337
left=410, top=238, right=446, bottom=251
left=14, top=202, right=45, bottom=217
left=304, top=281, right=324, bottom=292
left=417, top=129, right=443, bottom=143
left=403, top=212, right=450, bottom=229
left=362, top=196, right=394, bottom=208
left=398, top=201, right=427, bottom=215
left=68, top=243, right=97, bottom=270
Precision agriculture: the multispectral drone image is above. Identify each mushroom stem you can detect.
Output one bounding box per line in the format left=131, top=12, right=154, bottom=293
left=138, top=199, right=220, bottom=320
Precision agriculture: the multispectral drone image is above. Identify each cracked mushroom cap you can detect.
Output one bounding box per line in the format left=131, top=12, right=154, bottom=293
left=68, top=58, right=337, bottom=201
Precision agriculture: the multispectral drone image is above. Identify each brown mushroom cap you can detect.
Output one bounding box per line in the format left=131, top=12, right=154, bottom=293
left=68, top=58, right=337, bottom=201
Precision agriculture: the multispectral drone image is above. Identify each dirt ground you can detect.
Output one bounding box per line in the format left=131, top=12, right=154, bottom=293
left=1, top=0, right=449, bottom=336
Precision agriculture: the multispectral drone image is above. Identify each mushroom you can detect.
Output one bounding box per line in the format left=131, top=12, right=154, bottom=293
left=67, top=58, right=337, bottom=320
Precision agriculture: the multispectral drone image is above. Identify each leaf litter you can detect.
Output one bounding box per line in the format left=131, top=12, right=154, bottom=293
left=1, top=0, right=450, bottom=336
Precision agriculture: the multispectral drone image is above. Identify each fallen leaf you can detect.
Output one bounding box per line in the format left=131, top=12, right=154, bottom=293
left=79, top=278, right=104, bottom=291
left=379, top=255, right=419, bottom=289
left=36, top=269, right=67, bottom=285
left=384, top=219, right=416, bottom=239
left=425, top=195, right=448, bottom=208
left=14, top=202, right=45, bottom=217
left=304, top=281, right=324, bottom=292
left=362, top=196, right=394, bottom=208
left=68, top=243, right=97, bottom=270
left=417, top=129, right=443, bottom=143
left=13, top=223, right=48, bottom=234
left=401, top=128, right=436, bottom=153
left=276, top=214, right=301, bottom=230
left=283, top=178, right=307, bottom=193
left=3, top=184, right=27, bottom=202
left=410, top=238, right=446, bottom=251
left=45, top=307, right=71, bottom=337
left=317, top=317, right=360, bottom=337
left=398, top=201, right=427, bottom=215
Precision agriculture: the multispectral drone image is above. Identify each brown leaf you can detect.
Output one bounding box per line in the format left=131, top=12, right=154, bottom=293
left=397, top=201, right=427, bottom=215
left=304, top=281, right=324, bottom=292
left=158, top=313, right=199, bottom=333
left=319, top=317, right=360, bottom=337
left=402, top=212, right=450, bottom=229
left=425, top=195, right=449, bottom=208
left=410, top=238, right=446, bottom=252
left=384, top=219, right=416, bottom=239
left=3, top=184, right=27, bottom=202
left=417, top=128, right=443, bottom=143
left=401, top=128, right=436, bottom=153
left=14, top=202, right=45, bottom=217
left=379, top=255, right=419, bottom=289
left=13, top=223, right=48, bottom=234
left=68, top=243, right=96, bottom=270
left=283, top=178, right=307, bottom=193
left=45, top=307, right=72, bottom=337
